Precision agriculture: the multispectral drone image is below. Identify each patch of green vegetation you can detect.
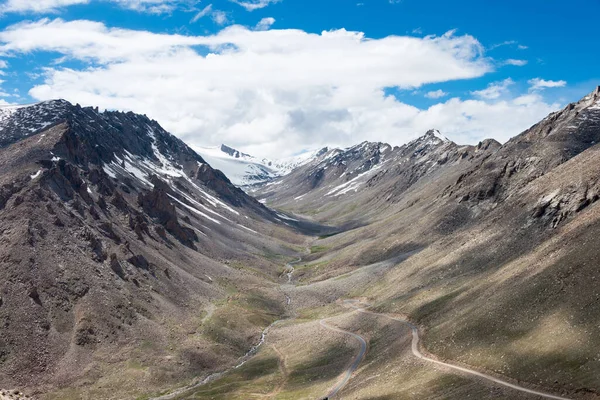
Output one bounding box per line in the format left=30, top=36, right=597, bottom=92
left=139, top=340, right=156, bottom=350
left=214, top=277, right=240, bottom=296
left=261, top=249, right=289, bottom=262
left=178, top=352, right=281, bottom=399
left=318, top=232, right=340, bottom=239
left=342, top=202, right=360, bottom=215
left=194, top=310, right=208, bottom=328
left=201, top=291, right=284, bottom=356
left=333, top=272, right=351, bottom=281
left=295, top=259, right=331, bottom=272
left=310, top=245, right=329, bottom=254
left=228, top=261, right=277, bottom=282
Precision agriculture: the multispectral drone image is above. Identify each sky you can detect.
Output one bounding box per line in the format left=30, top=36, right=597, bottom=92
left=0, top=0, right=597, bottom=158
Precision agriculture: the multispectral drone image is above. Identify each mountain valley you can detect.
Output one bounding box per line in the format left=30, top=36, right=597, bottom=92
left=1, top=87, right=600, bottom=400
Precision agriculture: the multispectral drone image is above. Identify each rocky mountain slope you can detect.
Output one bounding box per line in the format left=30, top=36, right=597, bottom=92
left=195, top=144, right=327, bottom=187
left=249, top=87, right=600, bottom=399
left=3, top=87, right=600, bottom=400
left=0, top=100, right=314, bottom=399
left=255, top=128, right=501, bottom=225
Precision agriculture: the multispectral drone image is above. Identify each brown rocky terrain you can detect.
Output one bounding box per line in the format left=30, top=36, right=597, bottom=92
left=0, top=101, right=321, bottom=399
left=242, top=86, right=600, bottom=399
left=2, top=88, right=600, bottom=400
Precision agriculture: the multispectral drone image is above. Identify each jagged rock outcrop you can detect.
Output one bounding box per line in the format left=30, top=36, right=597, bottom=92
left=138, top=179, right=197, bottom=248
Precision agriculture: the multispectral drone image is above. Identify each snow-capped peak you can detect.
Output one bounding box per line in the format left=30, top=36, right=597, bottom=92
left=194, top=144, right=326, bottom=187
left=0, top=100, right=73, bottom=148
left=428, top=129, right=450, bottom=143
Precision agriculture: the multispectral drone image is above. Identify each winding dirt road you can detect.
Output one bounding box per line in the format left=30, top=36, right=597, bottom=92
left=319, top=318, right=368, bottom=398
left=152, top=249, right=574, bottom=400
left=336, top=300, right=573, bottom=400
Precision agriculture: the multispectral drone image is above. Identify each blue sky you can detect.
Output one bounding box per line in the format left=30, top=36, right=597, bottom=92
left=0, top=0, right=597, bottom=157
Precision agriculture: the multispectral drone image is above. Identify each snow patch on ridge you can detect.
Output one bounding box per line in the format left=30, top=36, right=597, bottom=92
left=326, top=164, right=383, bottom=196
left=195, top=145, right=325, bottom=187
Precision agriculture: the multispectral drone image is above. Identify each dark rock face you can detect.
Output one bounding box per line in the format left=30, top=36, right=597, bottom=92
left=256, top=130, right=498, bottom=209
left=446, top=88, right=600, bottom=218
left=0, top=98, right=292, bottom=397
left=0, top=183, right=23, bottom=211
left=0, top=100, right=70, bottom=148
left=138, top=182, right=198, bottom=248
left=195, top=163, right=241, bottom=206
left=43, top=160, right=92, bottom=203
left=220, top=144, right=251, bottom=159
left=109, top=253, right=126, bottom=280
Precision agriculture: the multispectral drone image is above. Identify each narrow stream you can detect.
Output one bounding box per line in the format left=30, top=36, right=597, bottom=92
left=151, top=255, right=302, bottom=400
left=149, top=321, right=279, bottom=400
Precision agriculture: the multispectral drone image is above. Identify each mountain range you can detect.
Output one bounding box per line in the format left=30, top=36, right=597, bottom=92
left=194, top=144, right=327, bottom=187
left=0, top=87, right=599, bottom=399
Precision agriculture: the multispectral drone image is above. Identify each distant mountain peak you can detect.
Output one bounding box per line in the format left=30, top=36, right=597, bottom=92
left=425, top=129, right=451, bottom=143
left=220, top=144, right=251, bottom=159
left=195, top=144, right=326, bottom=187
left=576, top=85, right=600, bottom=107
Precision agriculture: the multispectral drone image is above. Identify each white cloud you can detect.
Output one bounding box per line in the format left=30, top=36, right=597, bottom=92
left=471, top=78, right=514, bottom=100
left=255, top=17, right=275, bottom=31
left=410, top=94, right=558, bottom=146
left=528, top=78, right=567, bottom=91
left=0, top=0, right=89, bottom=13
left=211, top=10, right=228, bottom=25
left=0, top=19, right=560, bottom=157
left=503, top=59, right=527, bottom=66
left=190, top=4, right=229, bottom=25
left=0, top=0, right=198, bottom=14
left=190, top=4, right=212, bottom=23
left=230, top=0, right=280, bottom=11
left=106, top=0, right=188, bottom=13
left=425, top=89, right=447, bottom=99
left=489, top=40, right=528, bottom=51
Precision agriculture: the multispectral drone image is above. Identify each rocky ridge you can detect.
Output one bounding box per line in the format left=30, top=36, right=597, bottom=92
left=0, top=99, right=305, bottom=398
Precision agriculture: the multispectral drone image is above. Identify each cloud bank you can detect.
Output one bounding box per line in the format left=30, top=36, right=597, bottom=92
left=0, top=19, right=561, bottom=157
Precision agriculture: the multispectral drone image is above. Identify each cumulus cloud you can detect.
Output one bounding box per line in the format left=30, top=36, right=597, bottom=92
left=425, top=89, right=447, bottom=99
left=528, top=78, right=567, bottom=91
left=410, top=94, right=558, bottom=146
left=230, top=0, right=280, bottom=11
left=0, top=0, right=89, bottom=13
left=255, top=17, right=275, bottom=30
left=471, top=78, right=514, bottom=100
left=211, top=10, right=228, bottom=25
left=0, top=19, right=560, bottom=157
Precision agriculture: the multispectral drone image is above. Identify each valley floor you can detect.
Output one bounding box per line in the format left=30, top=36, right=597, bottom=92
left=146, top=247, right=579, bottom=400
